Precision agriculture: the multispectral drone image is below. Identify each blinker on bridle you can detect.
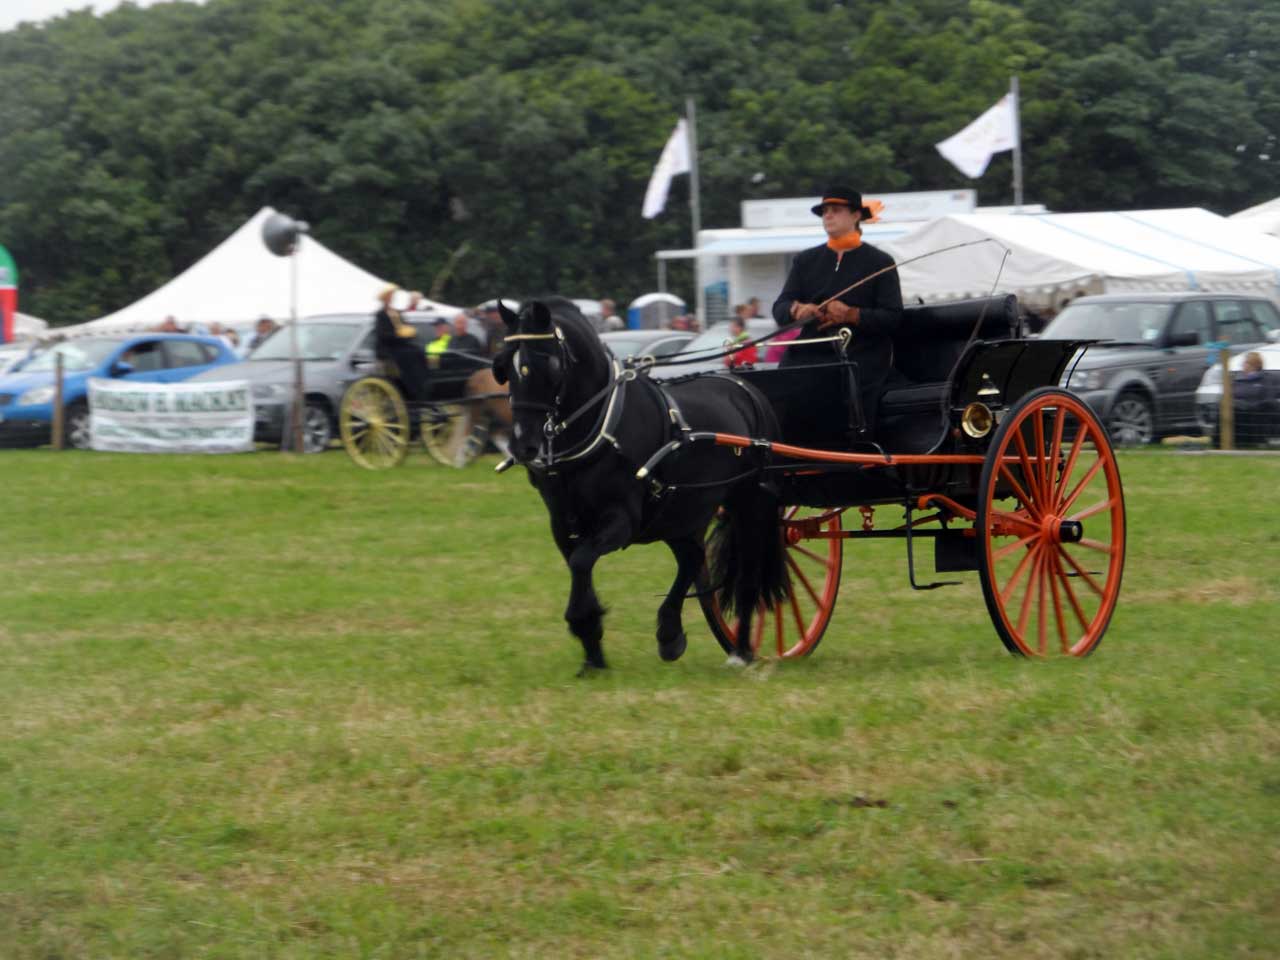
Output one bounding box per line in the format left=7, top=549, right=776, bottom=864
left=504, top=327, right=571, bottom=435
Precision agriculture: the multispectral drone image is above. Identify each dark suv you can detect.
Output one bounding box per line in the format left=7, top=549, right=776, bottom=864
left=1044, top=293, right=1280, bottom=444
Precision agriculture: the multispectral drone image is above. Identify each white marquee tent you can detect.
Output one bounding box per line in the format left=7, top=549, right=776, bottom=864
left=73, top=207, right=457, bottom=334
left=887, top=208, right=1280, bottom=306
left=1229, top=196, right=1280, bottom=238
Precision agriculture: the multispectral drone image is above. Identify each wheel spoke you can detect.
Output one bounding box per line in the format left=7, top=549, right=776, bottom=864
left=751, top=608, right=765, bottom=653
left=1052, top=551, right=1091, bottom=633
left=785, top=553, right=821, bottom=606
left=1047, top=551, right=1070, bottom=653
left=998, top=464, right=1042, bottom=520
left=1046, top=404, right=1066, bottom=508
left=1059, top=455, right=1105, bottom=517
left=1054, top=421, right=1088, bottom=507
left=787, top=585, right=807, bottom=640
left=994, top=529, right=1040, bottom=562
left=1000, top=540, right=1041, bottom=606
left=775, top=605, right=785, bottom=657
left=1058, top=545, right=1104, bottom=598
left=792, top=544, right=833, bottom=567
left=1033, top=407, right=1048, bottom=507
left=1069, top=498, right=1114, bottom=523
left=1076, top=537, right=1115, bottom=555
left=1016, top=544, right=1042, bottom=637
left=1037, top=546, right=1049, bottom=655
left=1011, top=429, right=1046, bottom=511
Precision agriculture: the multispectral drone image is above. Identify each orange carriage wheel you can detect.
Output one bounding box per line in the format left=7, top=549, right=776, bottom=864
left=699, top=506, right=844, bottom=659
left=976, top=387, right=1126, bottom=657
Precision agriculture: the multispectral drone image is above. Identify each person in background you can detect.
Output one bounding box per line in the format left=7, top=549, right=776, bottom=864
left=724, top=315, right=758, bottom=369
left=1233, top=351, right=1275, bottom=446
left=600, top=298, right=624, bottom=331
left=425, top=317, right=452, bottom=367
left=157, top=315, right=181, bottom=332
left=449, top=312, right=484, bottom=356
left=374, top=284, right=429, bottom=402
left=746, top=297, right=764, bottom=319
left=245, top=316, right=277, bottom=354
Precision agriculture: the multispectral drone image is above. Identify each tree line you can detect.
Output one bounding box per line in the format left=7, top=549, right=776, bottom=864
left=1, top=0, right=1276, bottom=324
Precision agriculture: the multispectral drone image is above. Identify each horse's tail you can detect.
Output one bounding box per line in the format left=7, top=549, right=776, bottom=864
left=707, top=397, right=788, bottom=619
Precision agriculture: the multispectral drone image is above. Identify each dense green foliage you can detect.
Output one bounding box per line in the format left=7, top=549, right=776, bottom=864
left=1, top=0, right=1277, bottom=323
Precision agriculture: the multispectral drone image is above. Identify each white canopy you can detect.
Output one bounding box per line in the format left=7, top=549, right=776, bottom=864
left=886, top=208, right=1280, bottom=306
left=14, top=311, right=47, bottom=339
left=73, top=207, right=457, bottom=334
left=1230, top=197, right=1280, bottom=238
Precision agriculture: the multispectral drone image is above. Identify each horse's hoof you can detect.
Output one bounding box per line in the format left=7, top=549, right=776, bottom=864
left=658, top=630, right=687, bottom=662
left=576, top=661, right=607, bottom=678
left=724, top=653, right=749, bottom=668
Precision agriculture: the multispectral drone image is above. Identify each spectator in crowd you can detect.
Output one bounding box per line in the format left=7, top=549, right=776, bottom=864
left=449, top=313, right=484, bottom=356
left=426, top=317, right=452, bottom=367
left=733, top=303, right=752, bottom=322
left=724, top=316, right=758, bottom=369
left=1233, top=351, right=1275, bottom=446
left=157, top=315, right=181, bottom=332
left=374, top=284, right=430, bottom=402
left=670, top=314, right=691, bottom=331
left=746, top=297, right=764, bottom=318
left=479, top=302, right=507, bottom=355
left=600, top=298, right=625, bottom=331
left=245, top=316, right=277, bottom=354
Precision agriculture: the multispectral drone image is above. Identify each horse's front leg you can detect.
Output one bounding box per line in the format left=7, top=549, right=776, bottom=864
left=656, top=536, right=705, bottom=662
left=563, top=510, right=633, bottom=675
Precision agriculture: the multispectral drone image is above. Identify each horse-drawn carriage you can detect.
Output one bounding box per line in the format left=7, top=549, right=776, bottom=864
left=338, top=346, right=505, bottom=470
left=494, top=294, right=1124, bottom=671
left=687, top=295, right=1124, bottom=660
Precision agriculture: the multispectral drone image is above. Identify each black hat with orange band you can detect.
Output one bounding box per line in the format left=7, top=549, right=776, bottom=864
left=811, top=185, right=878, bottom=221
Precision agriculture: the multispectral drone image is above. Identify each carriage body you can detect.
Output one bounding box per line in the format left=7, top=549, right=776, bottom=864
left=689, top=296, right=1126, bottom=661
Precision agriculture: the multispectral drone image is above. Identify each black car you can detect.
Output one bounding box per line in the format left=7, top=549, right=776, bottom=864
left=1045, top=293, right=1280, bottom=444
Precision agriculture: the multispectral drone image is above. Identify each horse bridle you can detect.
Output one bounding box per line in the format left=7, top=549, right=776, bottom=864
left=502, top=326, right=635, bottom=468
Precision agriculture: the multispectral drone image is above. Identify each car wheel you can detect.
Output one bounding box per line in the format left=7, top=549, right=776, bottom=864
left=66, top=402, right=92, bottom=450
left=302, top=402, right=333, bottom=453
left=1106, top=390, right=1154, bottom=446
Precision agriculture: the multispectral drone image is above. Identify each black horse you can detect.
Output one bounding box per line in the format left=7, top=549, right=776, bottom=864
left=492, top=298, right=787, bottom=673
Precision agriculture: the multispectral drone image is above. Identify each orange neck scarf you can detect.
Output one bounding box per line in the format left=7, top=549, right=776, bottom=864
left=827, top=231, right=862, bottom=252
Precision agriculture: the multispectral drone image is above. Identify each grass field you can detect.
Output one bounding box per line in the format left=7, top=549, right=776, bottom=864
left=1, top=448, right=1277, bottom=958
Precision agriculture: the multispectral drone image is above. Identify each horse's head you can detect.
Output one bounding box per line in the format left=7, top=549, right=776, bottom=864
left=492, top=299, right=569, bottom=463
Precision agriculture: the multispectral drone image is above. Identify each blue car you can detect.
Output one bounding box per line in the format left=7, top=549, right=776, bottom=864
left=0, top=333, right=239, bottom=448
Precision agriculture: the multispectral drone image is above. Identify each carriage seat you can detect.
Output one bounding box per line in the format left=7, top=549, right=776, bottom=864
left=879, top=295, right=1020, bottom=416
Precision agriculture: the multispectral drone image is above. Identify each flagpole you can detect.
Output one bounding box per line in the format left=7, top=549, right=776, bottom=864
left=685, top=96, right=701, bottom=246
left=1011, top=75, right=1024, bottom=211
left=685, top=96, right=704, bottom=327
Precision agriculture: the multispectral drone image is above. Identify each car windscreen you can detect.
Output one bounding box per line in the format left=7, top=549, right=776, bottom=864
left=22, top=339, right=120, bottom=372
left=250, top=323, right=362, bottom=361
left=1042, top=302, right=1173, bottom=343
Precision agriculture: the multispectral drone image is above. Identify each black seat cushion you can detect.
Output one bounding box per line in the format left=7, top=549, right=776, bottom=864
left=880, top=381, right=948, bottom=417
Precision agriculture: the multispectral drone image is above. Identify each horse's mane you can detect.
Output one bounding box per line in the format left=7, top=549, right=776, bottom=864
left=528, top=295, right=607, bottom=370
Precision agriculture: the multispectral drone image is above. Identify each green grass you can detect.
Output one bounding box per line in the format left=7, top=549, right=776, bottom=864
left=1, top=449, right=1277, bottom=958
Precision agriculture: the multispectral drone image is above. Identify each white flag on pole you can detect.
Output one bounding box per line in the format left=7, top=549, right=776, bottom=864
left=642, top=119, right=691, bottom=219
left=935, top=93, right=1019, bottom=179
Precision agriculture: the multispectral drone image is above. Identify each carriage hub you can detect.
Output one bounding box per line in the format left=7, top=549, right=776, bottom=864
left=1058, top=519, right=1084, bottom=543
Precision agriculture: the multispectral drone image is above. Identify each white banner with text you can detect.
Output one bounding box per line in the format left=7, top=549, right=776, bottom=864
left=88, top=378, right=254, bottom=453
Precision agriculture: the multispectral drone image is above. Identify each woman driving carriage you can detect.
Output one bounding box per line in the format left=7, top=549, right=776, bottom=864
left=771, top=184, right=903, bottom=444
left=374, top=284, right=430, bottom=403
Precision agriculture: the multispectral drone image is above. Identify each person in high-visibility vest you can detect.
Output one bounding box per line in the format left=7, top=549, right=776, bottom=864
left=425, top=318, right=452, bottom=367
